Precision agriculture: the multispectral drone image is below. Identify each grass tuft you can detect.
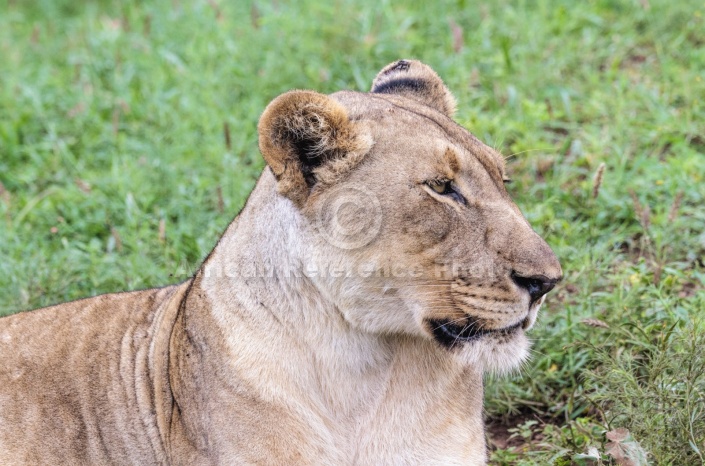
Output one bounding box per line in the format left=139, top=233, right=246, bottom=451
left=585, top=319, right=705, bottom=465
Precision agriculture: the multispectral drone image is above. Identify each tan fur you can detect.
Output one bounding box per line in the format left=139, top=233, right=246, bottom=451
left=0, top=60, right=561, bottom=465
left=371, top=59, right=457, bottom=117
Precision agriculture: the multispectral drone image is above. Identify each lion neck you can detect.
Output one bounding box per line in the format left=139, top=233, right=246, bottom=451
left=184, top=170, right=485, bottom=456
left=197, top=171, right=394, bottom=410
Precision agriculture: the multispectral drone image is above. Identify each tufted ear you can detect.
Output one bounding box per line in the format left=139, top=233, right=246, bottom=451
left=371, top=59, right=457, bottom=118
left=258, top=90, right=372, bottom=206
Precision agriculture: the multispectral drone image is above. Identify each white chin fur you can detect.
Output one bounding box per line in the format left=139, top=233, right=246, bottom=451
left=453, top=299, right=545, bottom=375
left=456, top=330, right=530, bottom=376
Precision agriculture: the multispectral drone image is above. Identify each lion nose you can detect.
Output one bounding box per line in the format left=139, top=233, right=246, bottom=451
left=511, top=272, right=559, bottom=302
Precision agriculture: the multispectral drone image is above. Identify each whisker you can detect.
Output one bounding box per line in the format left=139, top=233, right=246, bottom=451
left=431, top=318, right=466, bottom=331
left=527, top=348, right=550, bottom=359
left=370, top=284, right=454, bottom=289
left=430, top=315, right=484, bottom=332
left=503, top=148, right=544, bottom=160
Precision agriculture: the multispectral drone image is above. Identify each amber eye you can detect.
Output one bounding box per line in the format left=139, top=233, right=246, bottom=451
left=430, top=180, right=451, bottom=194
left=426, top=180, right=466, bottom=205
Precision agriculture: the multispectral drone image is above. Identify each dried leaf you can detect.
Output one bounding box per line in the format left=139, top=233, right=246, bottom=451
left=605, top=428, right=649, bottom=466
left=606, top=427, right=630, bottom=443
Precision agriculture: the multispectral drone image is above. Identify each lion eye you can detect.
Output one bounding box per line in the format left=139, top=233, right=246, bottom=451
left=430, top=180, right=451, bottom=194
left=426, top=180, right=466, bottom=205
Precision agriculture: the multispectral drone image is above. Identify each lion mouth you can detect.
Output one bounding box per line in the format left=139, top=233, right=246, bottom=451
left=428, top=318, right=525, bottom=348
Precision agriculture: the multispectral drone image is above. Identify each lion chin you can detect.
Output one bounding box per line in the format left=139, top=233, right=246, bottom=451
left=0, top=60, right=561, bottom=466
left=458, top=329, right=531, bottom=375
left=430, top=297, right=545, bottom=374
left=425, top=314, right=531, bottom=375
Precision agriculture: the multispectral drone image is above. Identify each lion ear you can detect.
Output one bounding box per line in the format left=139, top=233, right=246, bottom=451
left=258, top=90, right=371, bottom=206
left=371, top=59, right=457, bottom=118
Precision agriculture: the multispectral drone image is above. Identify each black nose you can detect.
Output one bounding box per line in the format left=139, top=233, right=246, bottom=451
left=511, top=272, right=559, bottom=302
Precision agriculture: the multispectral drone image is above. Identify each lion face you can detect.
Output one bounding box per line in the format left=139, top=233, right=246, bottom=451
left=258, top=60, right=562, bottom=373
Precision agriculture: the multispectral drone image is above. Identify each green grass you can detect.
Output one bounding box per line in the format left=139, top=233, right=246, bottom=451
left=1, top=0, right=703, bottom=463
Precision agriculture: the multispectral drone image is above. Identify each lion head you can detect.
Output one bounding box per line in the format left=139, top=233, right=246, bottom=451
left=257, top=60, right=562, bottom=374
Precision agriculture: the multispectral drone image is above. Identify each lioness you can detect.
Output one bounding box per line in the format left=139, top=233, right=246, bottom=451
left=0, top=60, right=561, bottom=465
